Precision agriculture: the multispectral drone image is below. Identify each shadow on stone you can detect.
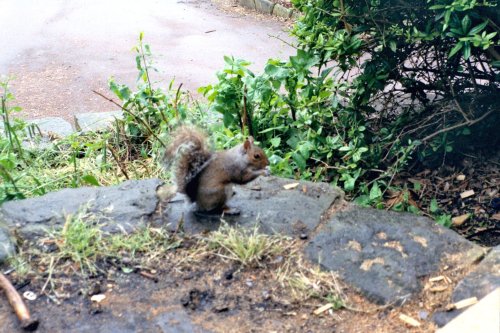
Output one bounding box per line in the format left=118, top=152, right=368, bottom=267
left=158, top=176, right=343, bottom=237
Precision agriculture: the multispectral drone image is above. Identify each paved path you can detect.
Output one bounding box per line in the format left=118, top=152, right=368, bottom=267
left=0, top=0, right=293, bottom=122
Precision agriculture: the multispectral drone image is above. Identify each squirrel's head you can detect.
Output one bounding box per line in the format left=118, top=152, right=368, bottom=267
left=243, top=136, right=269, bottom=168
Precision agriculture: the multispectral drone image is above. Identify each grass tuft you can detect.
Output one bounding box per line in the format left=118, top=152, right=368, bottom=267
left=56, top=211, right=103, bottom=275
left=205, top=222, right=289, bottom=267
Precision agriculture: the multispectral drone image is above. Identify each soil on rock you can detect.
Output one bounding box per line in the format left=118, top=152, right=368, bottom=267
left=1, top=237, right=447, bottom=333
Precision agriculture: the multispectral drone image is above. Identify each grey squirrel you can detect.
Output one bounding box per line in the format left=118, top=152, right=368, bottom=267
left=165, top=126, right=270, bottom=214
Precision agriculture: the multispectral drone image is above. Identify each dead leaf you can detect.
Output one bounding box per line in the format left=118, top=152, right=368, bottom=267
left=90, top=294, right=106, bottom=303
left=313, top=303, right=333, bottom=315
left=449, top=297, right=478, bottom=310
left=491, top=213, right=500, bottom=221
left=429, top=276, right=444, bottom=282
left=398, top=314, right=421, bottom=327
left=460, top=190, right=475, bottom=199
left=283, top=183, right=299, bottom=190
left=430, top=285, right=448, bottom=292
left=452, top=214, right=470, bottom=226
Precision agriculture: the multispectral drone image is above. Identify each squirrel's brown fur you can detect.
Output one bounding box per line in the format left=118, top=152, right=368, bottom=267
left=165, top=126, right=269, bottom=213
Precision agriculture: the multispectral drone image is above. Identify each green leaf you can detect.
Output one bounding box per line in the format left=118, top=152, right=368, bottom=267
left=122, top=267, right=134, bottom=274
left=354, top=195, right=371, bottom=206
left=292, top=152, right=306, bottom=171
left=429, top=198, right=439, bottom=213
left=369, top=182, right=382, bottom=200
left=468, top=21, right=488, bottom=35
left=343, top=176, right=356, bottom=191
left=81, top=174, right=100, bottom=186
left=389, top=41, right=397, bottom=52
left=435, top=214, right=452, bottom=228
left=270, top=137, right=281, bottom=147
left=461, top=15, right=471, bottom=33
left=448, top=42, right=463, bottom=58
left=463, top=43, right=471, bottom=60
left=429, top=4, right=445, bottom=10
left=413, top=181, right=421, bottom=191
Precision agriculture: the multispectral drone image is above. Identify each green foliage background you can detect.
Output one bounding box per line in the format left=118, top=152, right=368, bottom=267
left=1, top=1, right=498, bottom=221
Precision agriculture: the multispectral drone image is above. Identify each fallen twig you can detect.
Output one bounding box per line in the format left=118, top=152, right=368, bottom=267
left=0, top=272, right=39, bottom=331
left=139, top=271, right=159, bottom=282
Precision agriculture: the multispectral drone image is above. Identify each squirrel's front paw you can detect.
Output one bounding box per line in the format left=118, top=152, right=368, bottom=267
left=262, top=167, right=271, bottom=177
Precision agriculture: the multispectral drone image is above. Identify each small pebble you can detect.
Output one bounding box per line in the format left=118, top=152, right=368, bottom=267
left=23, top=291, right=37, bottom=301
left=418, top=310, right=429, bottom=320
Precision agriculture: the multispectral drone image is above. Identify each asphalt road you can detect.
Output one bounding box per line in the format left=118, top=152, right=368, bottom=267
left=0, top=0, right=294, bottom=122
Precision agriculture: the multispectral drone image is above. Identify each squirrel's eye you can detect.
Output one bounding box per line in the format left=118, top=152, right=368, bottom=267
left=254, top=153, right=261, bottom=159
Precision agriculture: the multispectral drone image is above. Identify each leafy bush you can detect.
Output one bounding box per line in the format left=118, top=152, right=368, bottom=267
left=108, top=32, right=191, bottom=159
left=200, top=0, right=499, bottom=204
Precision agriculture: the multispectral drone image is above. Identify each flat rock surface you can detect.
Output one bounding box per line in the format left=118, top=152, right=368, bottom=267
left=0, top=225, right=15, bottom=263
left=29, top=117, right=74, bottom=137
left=305, top=206, right=486, bottom=305
left=433, top=245, right=500, bottom=326
left=0, top=179, right=163, bottom=240
left=159, top=176, right=344, bottom=236
left=0, top=177, right=495, bottom=332
left=74, top=111, right=124, bottom=132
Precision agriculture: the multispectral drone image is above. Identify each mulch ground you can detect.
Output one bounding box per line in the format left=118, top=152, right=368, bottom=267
left=396, top=152, right=500, bottom=247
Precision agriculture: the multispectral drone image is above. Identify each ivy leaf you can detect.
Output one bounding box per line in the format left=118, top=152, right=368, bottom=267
left=292, top=152, right=306, bottom=171
left=343, top=176, right=356, bottom=191
left=389, top=41, right=397, bottom=52
left=369, top=182, right=382, bottom=200
left=270, top=137, right=281, bottom=147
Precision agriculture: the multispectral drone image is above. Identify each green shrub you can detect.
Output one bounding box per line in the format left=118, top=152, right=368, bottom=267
left=200, top=0, right=499, bottom=203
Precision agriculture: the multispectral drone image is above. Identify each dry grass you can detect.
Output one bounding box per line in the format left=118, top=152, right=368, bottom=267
left=203, top=222, right=291, bottom=267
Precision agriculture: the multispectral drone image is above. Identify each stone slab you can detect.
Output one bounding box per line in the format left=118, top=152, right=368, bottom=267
left=433, top=245, right=500, bottom=326
left=255, top=0, right=275, bottom=14
left=272, top=4, right=292, bottom=18
left=0, top=179, right=163, bottom=240
left=0, top=224, right=15, bottom=264
left=436, top=288, right=499, bottom=333
left=28, top=117, right=74, bottom=137
left=74, top=111, right=123, bottom=132
left=238, top=0, right=256, bottom=10
left=159, top=176, right=344, bottom=237
left=305, top=205, right=486, bottom=305
left=69, top=309, right=212, bottom=333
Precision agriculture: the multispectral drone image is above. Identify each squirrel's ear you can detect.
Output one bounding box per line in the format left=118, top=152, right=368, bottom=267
left=243, top=137, right=254, bottom=151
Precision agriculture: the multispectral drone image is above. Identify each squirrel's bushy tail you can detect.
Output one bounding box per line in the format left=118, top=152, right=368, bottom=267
left=164, top=126, right=212, bottom=195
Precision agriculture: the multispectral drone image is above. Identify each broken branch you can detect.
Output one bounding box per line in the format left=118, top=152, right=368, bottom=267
left=0, top=272, right=39, bottom=331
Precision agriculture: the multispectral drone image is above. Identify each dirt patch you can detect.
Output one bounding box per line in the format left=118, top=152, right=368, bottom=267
left=1, top=232, right=478, bottom=333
